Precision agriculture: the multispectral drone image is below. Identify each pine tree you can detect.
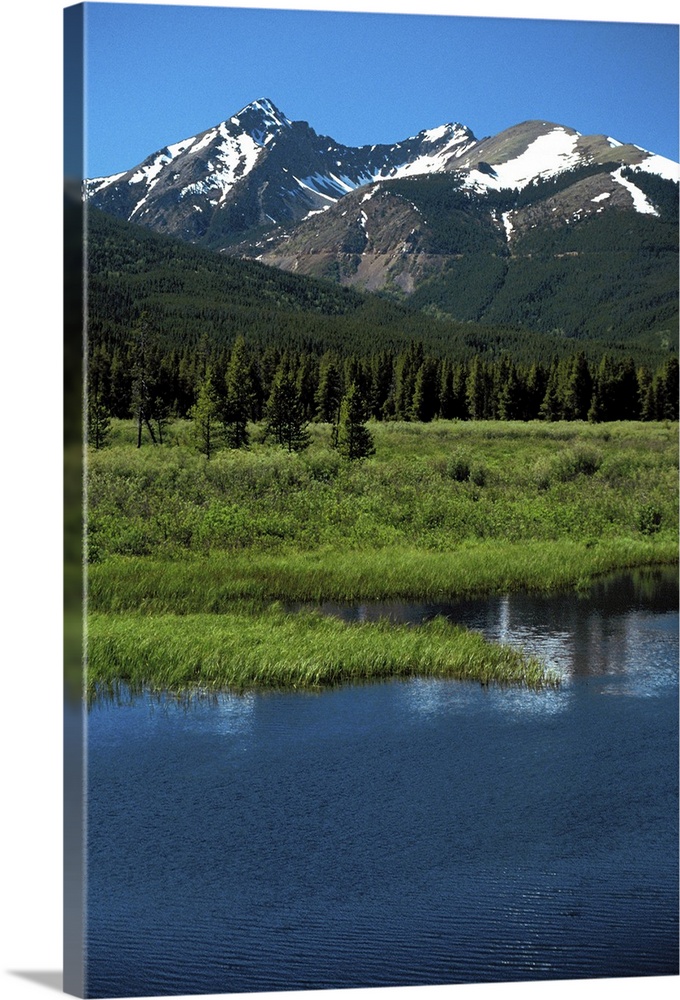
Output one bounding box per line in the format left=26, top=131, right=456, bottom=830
left=223, top=336, right=254, bottom=448
left=525, top=362, right=547, bottom=420
left=466, top=356, right=489, bottom=420
left=315, top=354, right=343, bottom=424
left=394, top=343, right=423, bottom=420
left=438, top=360, right=455, bottom=420
left=335, top=383, right=375, bottom=460
left=539, top=359, right=562, bottom=422
left=130, top=314, right=161, bottom=447
left=498, top=360, right=525, bottom=420
left=87, top=346, right=112, bottom=448
left=87, top=355, right=111, bottom=451
left=297, top=353, right=320, bottom=421
left=562, top=352, right=592, bottom=421
left=411, top=357, right=440, bottom=422
left=368, top=351, right=394, bottom=419
left=265, top=368, right=311, bottom=453
left=659, top=357, right=679, bottom=420
left=191, top=369, right=220, bottom=459
left=109, top=347, right=132, bottom=418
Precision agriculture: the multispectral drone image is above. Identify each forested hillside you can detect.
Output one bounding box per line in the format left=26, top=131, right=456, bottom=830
left=85, top=208, right=677, bottom=453
left=260, top=168, right=678, bottom=352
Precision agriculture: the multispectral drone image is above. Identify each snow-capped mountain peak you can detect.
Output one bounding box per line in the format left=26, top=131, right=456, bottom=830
left=229, top=97, right=292, bottom=143
left=85, top=102, right=678, bottom=251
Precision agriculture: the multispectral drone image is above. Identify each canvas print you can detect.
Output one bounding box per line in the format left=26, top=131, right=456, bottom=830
left=64, top=2, right=679, bottom=997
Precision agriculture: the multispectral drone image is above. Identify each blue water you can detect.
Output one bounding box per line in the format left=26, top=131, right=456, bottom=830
left=86, top=569, right=679, bottom=997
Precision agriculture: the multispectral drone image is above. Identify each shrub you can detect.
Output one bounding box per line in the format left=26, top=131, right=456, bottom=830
left=553, top=446, right=603, bottom=482
left=446, top=452, right=471, bottom=482
left=638, top=504, right=663, bottom=535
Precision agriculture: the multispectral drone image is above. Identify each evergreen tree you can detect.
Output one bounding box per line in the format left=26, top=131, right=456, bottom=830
left=394, top=342, right=423, bottom=420
left=368, top=351, right=394, bottom=419
left=315, top=354, right=343, bottom=423
left=438, top=360, right=455, bottom=419
left=525, top=362, right=548, bottom=420
left=466, top=356, right=489, bottom=420
left=109, top=347, right=132, bottom=418
left=451, top=363, right=469, bottom=420
left=539, top=359, right=562, bottom=421
left=659, top=357, right=679, bottom=420
left=562, top=352, right=592, bottom=421
left=335, top=383, right=375, bottom=460
left=265, top=368, right=311, bottom=453
left=297, top=353, right=320, bottom=421
left=498, top=360, right=525, bottom=420
left=637, top=366, right=655, bottom=421
left=411, top=357, right=440, bottom=422
left=87, top=347, right=111, bottom=449
left=191, top=369, right=220, bottom=459
left=130, top=314, right=161, bottom=447
left=223, top=336, right=255, bottom=448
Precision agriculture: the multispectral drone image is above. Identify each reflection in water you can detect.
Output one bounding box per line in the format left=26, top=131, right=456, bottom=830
left=304, top=567, right=678, bottom=691
left=403, top=674, right=569, bottom=720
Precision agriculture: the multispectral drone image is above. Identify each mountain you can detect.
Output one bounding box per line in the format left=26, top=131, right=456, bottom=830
left=86, top=97, right=477, bottom=249
left=86, top=100, right=679, bottom=347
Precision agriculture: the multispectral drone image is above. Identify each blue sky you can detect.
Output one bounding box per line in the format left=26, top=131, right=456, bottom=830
left=81, top=1, right=679, bottom=179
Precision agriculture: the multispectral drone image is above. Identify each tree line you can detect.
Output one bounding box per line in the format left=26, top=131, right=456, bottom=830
left=88, top=323, right=679, bottom=456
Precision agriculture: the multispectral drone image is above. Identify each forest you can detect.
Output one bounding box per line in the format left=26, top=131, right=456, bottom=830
left=86, top=203, right=678, bottom=459
left=88, top=325, right=679, bottom=456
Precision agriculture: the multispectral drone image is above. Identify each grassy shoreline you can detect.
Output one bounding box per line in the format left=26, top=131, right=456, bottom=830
left=88, top=537, right=677, bottom=612
left=87, top=606, right=559, bottom=696
left=86, top=420, right=678, bottom=695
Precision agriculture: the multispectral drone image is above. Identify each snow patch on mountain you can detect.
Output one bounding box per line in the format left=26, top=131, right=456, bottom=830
left=176, top=132, right=264, bottom=207
left=86, top=171, right=127, bottom=194
left=465, top=127, right=582, bottom=192
left=166, top=136, right=198, bottom=158
left=129, top=155, right=171, bottom=187
left=501, top=210, right=514, bottom=240
left=295, top=175, right=338, bottom=202
left=635, top=154, right=680, bottom=182
left=611, top=168, right=659, bottom=215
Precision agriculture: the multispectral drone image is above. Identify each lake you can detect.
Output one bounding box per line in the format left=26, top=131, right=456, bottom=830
left=86, top=567, right=678, bottom=997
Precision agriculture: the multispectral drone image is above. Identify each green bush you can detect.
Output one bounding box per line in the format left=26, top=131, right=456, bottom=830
left=638, top=504, right=663, bottom=535
left=446, top=452, right=471, bottom=482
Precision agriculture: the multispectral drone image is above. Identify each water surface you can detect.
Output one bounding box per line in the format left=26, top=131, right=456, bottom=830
left=86, top=569, right=679, bottom=996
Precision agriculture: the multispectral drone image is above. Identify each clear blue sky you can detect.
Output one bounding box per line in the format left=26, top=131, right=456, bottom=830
left=80, top=2, right=679, bottom=178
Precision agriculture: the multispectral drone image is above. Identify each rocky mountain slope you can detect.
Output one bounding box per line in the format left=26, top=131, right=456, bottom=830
left=86, top=99, right=679, bottom=345
left=86, top=98, right=477, bottom=249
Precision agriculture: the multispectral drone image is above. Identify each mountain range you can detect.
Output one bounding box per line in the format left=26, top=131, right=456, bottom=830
left=86, top=98, right=679, bottom=347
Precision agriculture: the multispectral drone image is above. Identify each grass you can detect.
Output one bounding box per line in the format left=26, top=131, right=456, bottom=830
left=88, top=419, right=678, bottom=560
left=86, top=418, right=678, bottom=693
left=88, top=537, right=676, bottom=611
left=87, top=606, right=559, bottom=696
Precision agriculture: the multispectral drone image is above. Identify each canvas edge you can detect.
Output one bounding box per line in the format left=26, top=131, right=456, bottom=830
left=64, top=3, right=87, bottom=997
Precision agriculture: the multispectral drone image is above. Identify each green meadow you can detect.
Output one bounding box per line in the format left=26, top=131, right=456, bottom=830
left=87, top=419, right=678, bottom=694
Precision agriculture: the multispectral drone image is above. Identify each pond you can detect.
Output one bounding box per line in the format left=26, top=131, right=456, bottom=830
left=86, top=568, right=678, bottom=997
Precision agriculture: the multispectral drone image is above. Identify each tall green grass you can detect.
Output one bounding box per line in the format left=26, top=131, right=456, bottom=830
left=87, top=606, right=558, bottom=696
left=86, top=419, right=678, bottom=692
left=88, top=537, right=676, bottom=612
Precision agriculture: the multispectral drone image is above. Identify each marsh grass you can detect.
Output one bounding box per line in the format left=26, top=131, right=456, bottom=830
left=88, top=537, right=676, bottom=611
left=87, top=419, right=677, bottom=692
left=87, top=606, right=558, bottom=695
